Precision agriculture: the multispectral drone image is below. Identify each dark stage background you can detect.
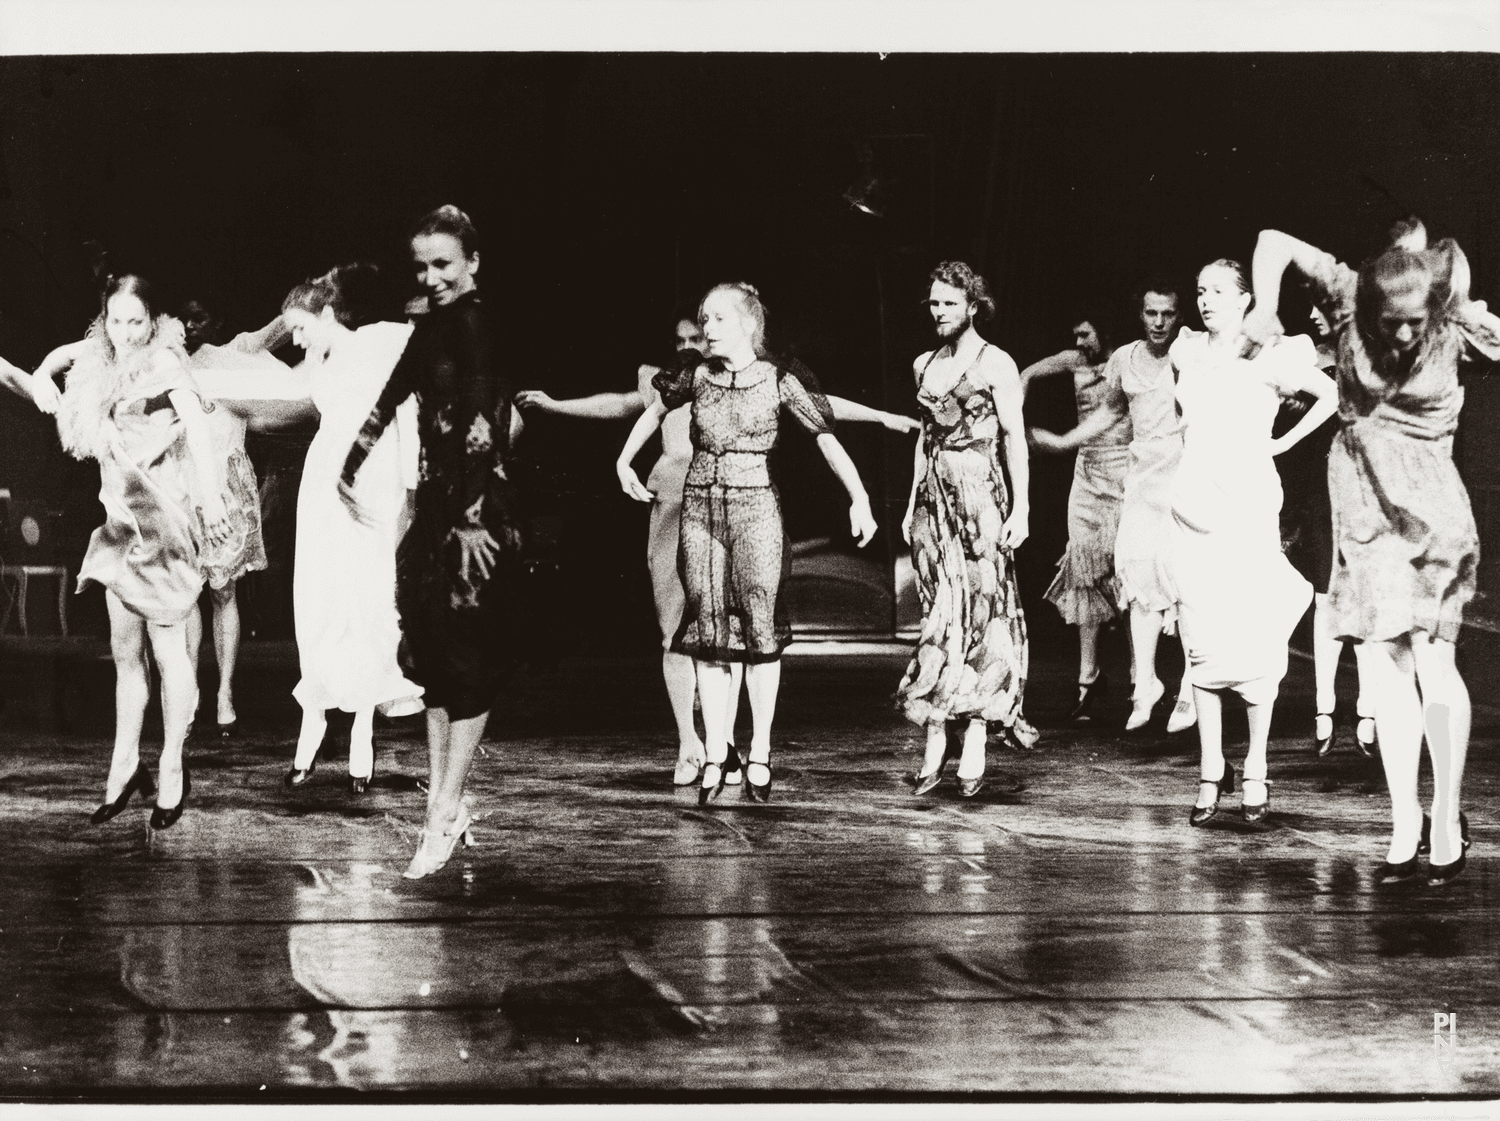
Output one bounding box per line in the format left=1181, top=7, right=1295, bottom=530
left=1, top=53, right=1497, bottom=664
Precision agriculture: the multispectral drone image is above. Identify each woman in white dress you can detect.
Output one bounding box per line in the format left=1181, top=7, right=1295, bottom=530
left=1172, top=259, right=1335, bottom=828
left=280, top=266, right=423, bottom=794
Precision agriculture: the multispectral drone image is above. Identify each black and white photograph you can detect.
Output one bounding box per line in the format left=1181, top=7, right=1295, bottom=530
left=1, top=0, right=1499, bottom=1109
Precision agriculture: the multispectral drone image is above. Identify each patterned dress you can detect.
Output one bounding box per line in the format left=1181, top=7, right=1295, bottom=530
left=1112, top=340, right=1183, bottom=616
left=897, top=345, right=1030, bottom=731
left=653, top=356, right=834, bottom=662
left=342, top=291, right=521, bottom=720
left=1304, top=248, right=1500, bottom=642
left=1043, top=358, right=1131, bottom=625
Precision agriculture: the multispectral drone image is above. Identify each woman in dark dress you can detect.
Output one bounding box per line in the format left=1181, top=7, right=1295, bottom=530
left=341, top=206, right=523, bottom=878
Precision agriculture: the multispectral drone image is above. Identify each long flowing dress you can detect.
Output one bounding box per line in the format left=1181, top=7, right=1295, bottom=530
left=293, top=322, right=423, bottom=716
left=1043, top=359, right=1131, bottom=625
left=1169, top=329, right=1316, bottom=704
left=57, top=318, right=217, bottom=625
left=652, top=356, right=834, bottom=662
left=1112, top=340, right=1182, bottom=617
left=640, top=360, right=694, bottom=648
left=1302, top=249, right=1500, bottom=642
left=896, top=345, right=1030, bottom=731
left=342, top=292, right=521, bottom=720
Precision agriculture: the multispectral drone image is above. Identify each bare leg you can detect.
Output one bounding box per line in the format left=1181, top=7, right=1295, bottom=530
left=103, top=591, right=151, bottom=801
left=1413, top=637, right=1471, bottom=866
left=1242, top=699, right=1274, bottom=806
left=210, top=581, right=240, bottom=726
left=1078, top=621, right=1102, bottom=686
left=663, top=650, right=705, bottom=780
left=1127, top=605, right=1167, bottom=727
left=743, top=660, right=781, bottom=782
left=424, top=707, right=488, bottom=832
left=1168, top=640, right=1198, bottom=733
left=293, top=704, right=328, bottom=770
left=1193, top=686, right=1225, bottom=808
left=146, top=619, right=197, bottom=809
left=1365, top=638, right=1423, bottom=863
left=349, top=707, right=375, bottom=780
left=956, top=717, right=986, bottom=781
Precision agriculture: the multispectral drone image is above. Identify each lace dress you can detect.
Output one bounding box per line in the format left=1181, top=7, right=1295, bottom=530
left=1112, top=340, right=1182, bottom=616
left=652, top=356, right=834, bottom=662
left=896, top=345, right=1030, bottom=731
left=1303, top=248, right=1500, bottom=642
left=1043, top=359, right=1131, bottom=625
left=342, top=292, right=521, bottom=720
left=57, top=318, right=223, bottom=624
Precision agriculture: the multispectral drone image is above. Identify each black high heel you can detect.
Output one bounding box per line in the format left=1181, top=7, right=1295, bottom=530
left=284, top=754, right=318, bottom=789
left=217, top=720, right=238, bottom=740
left=1241, top=777, right=1272, bottom=826
left=1067, top=672, right=1106, bottom=723
left=349, top=772, right=370, bottom=796
left=958, top=773, right=986, bottom=799
left=91, top=764, right=157, bottom=825
left=1418, top=812, right=1471, bottom=857
left=149, top=767, right=191, bottom=831
left=698, top=750, right=743, bottom=807
left=1354, top=716, right=1377, bottom=757
left=1428, top=850, right=1468, bottom=886
left=745, top=757, right=773, bottom=803
left=1313, top=712, right=1335, bottom=757
left=1188, top=761, right=1235, bottom=827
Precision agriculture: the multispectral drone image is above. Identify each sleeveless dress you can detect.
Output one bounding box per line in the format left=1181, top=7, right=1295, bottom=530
left=639, top=361, right=694, bottom=649
left=342, top=292, right=522, bottom=720
left=653, top=356, right=834, bottom=662
left=1112, top=340, right=1182, bottom=616
left=292, top=322, right=423, bottom=716
left=1169, top=329, right=1315, bottom=704
left=57, top=318, right=221, bottom=625
left=1043, top=359, right=1131, bottom=625
left=1303, top=248, right=1500, bottom=642
left=896, top=345, right=1030, bottom=730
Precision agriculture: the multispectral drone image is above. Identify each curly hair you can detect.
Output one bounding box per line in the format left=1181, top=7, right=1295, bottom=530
left=927, top=260, right=996, bottom=322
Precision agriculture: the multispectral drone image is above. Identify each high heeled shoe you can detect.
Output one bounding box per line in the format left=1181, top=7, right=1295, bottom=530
left=698, top=750, right=744, bottom=807
left=349, top=773, right=370, bottom=795
left=402, top=805, right=475, bottom=880
left=1354, top=716, right=1377, bottom=757
left=284, top=755, right=318, bottom=789
left=913, top=731, right=958, bottom=795
left=672, top=750, right=706, bottom=787
left=91, top=764, right=157, bottom=825
left=1188, top=761, right=1235, bottom=827
left=1067, top=673, right=1106, bottom=723
left=1428, top=850, right=1468, bottom=886
left=958, top=773, right=986, bottom=799
left=1418, top=812, right=1471, bottom=856
left=149, top=767, right=191, bottom=831
left=1241, top=777, right=1271, bottom=826
left=1313, top=712, right=1335, bottom=757
left=1166, top=691, right=1198, bottom=734
left=1125, top=678, right=1166, bottom=732
left=217, top=720, right=238, bottom=740
left=745, top=757, right=773, bottom=803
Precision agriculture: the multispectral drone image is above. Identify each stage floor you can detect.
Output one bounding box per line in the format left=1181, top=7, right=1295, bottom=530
left=0, top=640, right=1495, bottom=1100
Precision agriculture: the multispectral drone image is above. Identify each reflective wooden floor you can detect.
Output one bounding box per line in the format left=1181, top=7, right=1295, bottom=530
left=0, top=642, right=1495, bottom=1099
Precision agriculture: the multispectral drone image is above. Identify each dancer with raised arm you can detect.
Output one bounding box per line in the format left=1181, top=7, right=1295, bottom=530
left=520, top=318, right=916, bottom=786
left=341, top=207, right=523, bottom=878
left=898, top=261, right=1035, bottom=798
left=1172, top=260, right=1334, bottom=829
left=29, top=275, right=233, bottom=829
left=616, top=283, right=878, bottom=806
left=1022, top=314, right=1125, bottom=721
left=1248, top=228, right=1500, bottom=882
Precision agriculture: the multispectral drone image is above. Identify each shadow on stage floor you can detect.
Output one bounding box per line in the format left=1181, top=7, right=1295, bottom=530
left=0, top=634, right=1495, bottom=1099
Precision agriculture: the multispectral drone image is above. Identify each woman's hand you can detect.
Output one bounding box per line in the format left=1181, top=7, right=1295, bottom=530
left=29, top=373, right=60, bottom=414
left=514, top=390, right=556, bottom=412
left=617, top=461, right=655, bottom=503
left=338, top=479, right=374, bottom=527
left=884, top=413, right=920, bottom=434
left=849, top=496, right=878, bottom=548
left=198, top=493, right=231, bottom=547
left=901, top=504, right=915, bottom=545
left=457, top=526, right=501, bottom=585
left=1027, top=427, right=1068, bottom=454
left=999, top=506, right=1029, bottom=552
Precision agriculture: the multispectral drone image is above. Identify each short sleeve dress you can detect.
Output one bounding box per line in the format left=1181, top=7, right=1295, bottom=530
left=1112, top=340, right=1183, bottom=617
left=1303, top=247, right=1500, bottom=642
left=653, top=356, right=833, bottom=662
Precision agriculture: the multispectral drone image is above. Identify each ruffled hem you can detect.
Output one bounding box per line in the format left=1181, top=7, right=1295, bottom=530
left=898, top=695, right=1030, bottom=731
left=1115, top=556, right=1179, bottom=615
left=1044, top=545, right=1121, bottom=625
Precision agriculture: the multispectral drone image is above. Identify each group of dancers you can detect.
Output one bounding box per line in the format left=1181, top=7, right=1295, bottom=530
left=0, top=203, right=1493, bottom=886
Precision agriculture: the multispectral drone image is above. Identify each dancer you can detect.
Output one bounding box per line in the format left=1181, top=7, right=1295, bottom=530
left=616, top=282, right=878, bottom=806
left=283, top=265, right=424, bottom=795
left=2, top=355, right=47, bottom=402
left=898, top=260, right=1034, bottom=797
left=29, top=275, right=233, bottom=829
left=1248, top=229, right=1500, bottom=882
left=1275, top=303, right=1377, bottom=757
left=1021, top=314, right=1124, bottom=720
left=341, top=206, right=523, bottom=877
left=1172, top=259, right=1334, bottom=829
left=179, top=299, right=286, bottom=737
left=518, top=319, right=917, bottom=786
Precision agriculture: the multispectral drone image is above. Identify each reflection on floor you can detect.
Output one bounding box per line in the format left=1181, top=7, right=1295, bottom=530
left=0, top=644, right=1494, bottom=1097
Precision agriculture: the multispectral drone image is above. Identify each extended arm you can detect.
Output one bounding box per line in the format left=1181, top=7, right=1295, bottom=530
left=987, top=352, right=1030, bottom=550
left=515, top=388, right=647, bottom=420
left=28, top=340, right=89, bottom=413
left=0, top=355, right=35, bottom=402
left=1246, top=229, right=1337, bottom=347
left=1028, top=397, right=1123, bottom=454
left=827, top=394, right=920, bottom=433
left=1019, top=349, right=1084, bottom=399
left=815, top=433, right=878, bottom=547
left=1269, top=357, right=1338, bottom=457
left=615, top=400, right=668, bottom=503
left=228, top=314, right=292, bottom=355
left=902, top=424, right=925, bottom=544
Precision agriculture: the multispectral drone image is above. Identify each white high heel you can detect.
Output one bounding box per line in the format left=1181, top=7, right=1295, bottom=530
left=1166, top=688, right=1197, bottom=734
left=403, top=804, right=475, bottom=880
left=1126, top=679, right=1166, bottom=732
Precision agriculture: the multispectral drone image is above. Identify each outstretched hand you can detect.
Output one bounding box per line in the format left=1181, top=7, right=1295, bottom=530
left=617, top=462, right=655, bottom=503
left=457, top=527, right=501, bottom=584
left=514, top=390, right=555, bottom=411
left=849, top=498, right=878, bottom=548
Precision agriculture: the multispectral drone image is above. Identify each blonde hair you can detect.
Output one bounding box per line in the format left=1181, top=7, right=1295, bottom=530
left=699, top=282, right=768, bottom=358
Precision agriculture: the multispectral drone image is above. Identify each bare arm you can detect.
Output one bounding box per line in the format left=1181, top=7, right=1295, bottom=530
left=901, top=425, right=925, bottom=544
left=985, top=350, right=1030, bottom=550
left=1246, top=229, right=1334, bottom=347
left=1018, top=349, right=1084, bottom=399
left=615, top=400, right=669, bottom=502
left=228, top=314, right=292, bottom=354
left=0, top=355, right=34, bottom=402
left=515, top=388, right=647, bottom=420
left=827, top=394, right=920, bottom=433
left=1028, top=397, right=1123, bottom=454
left=1269, top=353, right=1338, bottom=457
left=815, top=432, right=878, bottom=547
